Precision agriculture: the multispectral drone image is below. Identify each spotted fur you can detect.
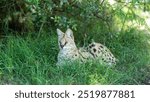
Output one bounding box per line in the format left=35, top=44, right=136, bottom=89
left=56, top=28, right=117, bottom=66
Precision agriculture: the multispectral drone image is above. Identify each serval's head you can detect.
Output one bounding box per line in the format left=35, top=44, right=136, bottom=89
left=57, top=28, right=77, bottom=50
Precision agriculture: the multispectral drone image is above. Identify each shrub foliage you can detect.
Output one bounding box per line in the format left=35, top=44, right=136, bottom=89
left=0, top=0, right=149, bottom=35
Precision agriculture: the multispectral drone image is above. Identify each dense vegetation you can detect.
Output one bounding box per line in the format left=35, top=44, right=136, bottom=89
left=0, top=0, right=150, bottom=84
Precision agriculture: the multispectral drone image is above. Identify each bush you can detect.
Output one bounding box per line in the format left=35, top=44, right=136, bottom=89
left=1, top=0, right=149, bottom=41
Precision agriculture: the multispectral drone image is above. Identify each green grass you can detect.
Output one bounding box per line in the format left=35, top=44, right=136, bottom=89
left=0, top=29, right=150, bottom=85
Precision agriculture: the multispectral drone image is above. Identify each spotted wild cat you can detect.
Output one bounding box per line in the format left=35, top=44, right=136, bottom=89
left=57, top=28, right=117, bottom=66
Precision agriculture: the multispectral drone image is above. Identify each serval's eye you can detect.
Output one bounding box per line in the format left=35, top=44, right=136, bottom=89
left=59, top=41, right=67, bottom=49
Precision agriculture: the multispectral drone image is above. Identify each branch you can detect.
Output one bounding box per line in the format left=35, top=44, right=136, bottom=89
left=100, top=0, right=105, bottom=6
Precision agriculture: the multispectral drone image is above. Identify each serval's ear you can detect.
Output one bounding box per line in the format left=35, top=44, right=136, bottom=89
left=57, top=28, right=64, bottom=36
left=66, top=28, right=74, bottom=39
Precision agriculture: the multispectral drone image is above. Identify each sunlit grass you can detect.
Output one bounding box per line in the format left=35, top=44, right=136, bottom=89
left=0, top=28, right=150, bottom=85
